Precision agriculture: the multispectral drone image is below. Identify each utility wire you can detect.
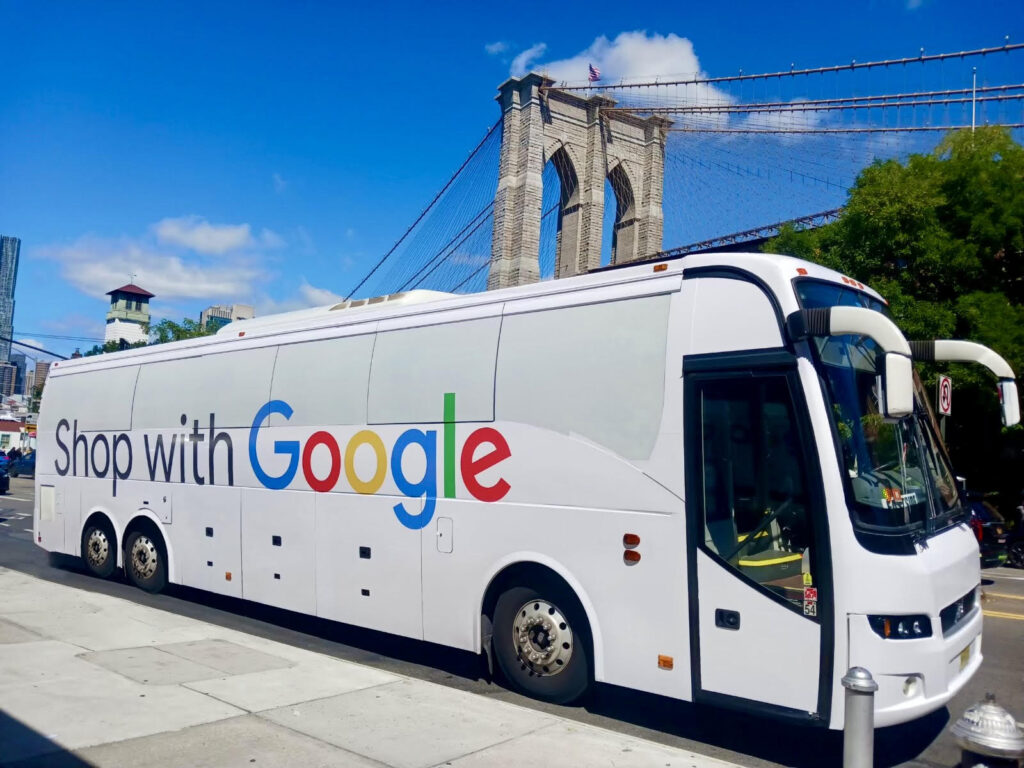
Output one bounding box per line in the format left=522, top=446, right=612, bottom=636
left=344, top=120, right=501, bottom=301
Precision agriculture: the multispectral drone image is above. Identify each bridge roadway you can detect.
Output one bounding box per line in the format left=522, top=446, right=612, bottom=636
left=1, top=477, right=1021, bottom=768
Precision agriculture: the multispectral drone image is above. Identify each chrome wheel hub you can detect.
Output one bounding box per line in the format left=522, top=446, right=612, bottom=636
left=86, top=529, right=110, bottom=568
left=512, top=599, right=573, bottom=676
left=130, top=536, right=158, bottom=580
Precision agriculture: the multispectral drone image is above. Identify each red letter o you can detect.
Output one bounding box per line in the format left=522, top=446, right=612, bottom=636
left=302, top=431, right=341, bottom=492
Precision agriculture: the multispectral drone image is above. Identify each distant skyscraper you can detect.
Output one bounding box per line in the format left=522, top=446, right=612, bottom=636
left=8, top=352, right=25, bottom=395
left=0, top=363, right=15, bottom=398
left=33, top=361, right=50, bottom=393
left=0, top=236, right=21, bottom=363
left=200, top=303, right=255, bottom=331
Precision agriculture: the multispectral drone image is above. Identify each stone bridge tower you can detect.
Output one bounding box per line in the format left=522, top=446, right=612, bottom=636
left=488, top=73, right=672, bottom=290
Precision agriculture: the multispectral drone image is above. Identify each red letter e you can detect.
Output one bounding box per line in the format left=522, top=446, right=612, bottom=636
left=461, top=428, right=511, bottom=502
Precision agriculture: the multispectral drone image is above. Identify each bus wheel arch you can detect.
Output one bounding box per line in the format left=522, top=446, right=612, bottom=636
left=81, top=511, right=118, bottom=580
left=481, top=560, right=596, bottom=705
left=122, top=515, right=169, bottom=594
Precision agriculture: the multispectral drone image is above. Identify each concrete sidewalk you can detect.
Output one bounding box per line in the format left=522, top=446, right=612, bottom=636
left=0, top=568, right=740, bottom=768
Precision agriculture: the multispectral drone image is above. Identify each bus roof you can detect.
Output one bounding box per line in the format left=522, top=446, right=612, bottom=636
left=50, top=252, right=883, bottom=376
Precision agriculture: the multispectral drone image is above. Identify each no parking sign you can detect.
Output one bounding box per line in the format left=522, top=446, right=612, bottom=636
left=938, top=375, right=953, bottom=416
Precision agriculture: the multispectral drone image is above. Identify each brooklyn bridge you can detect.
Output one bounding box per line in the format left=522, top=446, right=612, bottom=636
left=345, top=41, right=1024, bottom=299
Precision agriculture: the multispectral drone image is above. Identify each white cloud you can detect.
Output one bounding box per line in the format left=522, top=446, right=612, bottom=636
left=14, top=338, right=49, bottom=355
left=154, top=216, right=253, bottom=255
left=513, top=32, right=731, bottom=129
left=38, top=234, right=268, bottom=300
left=259, top=228, right=286, bottom=248
left=153, top=215, right=284, bottom=255
left=448, top=252, right=488, bottom=267
left=485, top=41, right=508, bottom=56
left=510, top=43, right=547, bottom=77
left=516, top=32, right=707, bottom=85
left=299, top=281, right=343, bottom=305
left=250, top=281, right=345, bottom=317
left=272, top=172, right=288, bottom=193
left=294, top=225, right=316, bottom=255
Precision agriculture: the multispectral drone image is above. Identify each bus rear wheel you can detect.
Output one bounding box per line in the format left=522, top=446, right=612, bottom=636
left=492, top=582, right=591, bottom=705
left=82, top=522, right=117, bottom=579
left=124, top=530, right=168, bottom=594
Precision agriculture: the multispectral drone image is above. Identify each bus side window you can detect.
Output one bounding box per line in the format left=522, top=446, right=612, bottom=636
left=696, top=375, right=814, bottom=612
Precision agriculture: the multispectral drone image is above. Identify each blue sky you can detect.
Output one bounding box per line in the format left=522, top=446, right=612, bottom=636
left=2, top=0, right=1022, bottom=358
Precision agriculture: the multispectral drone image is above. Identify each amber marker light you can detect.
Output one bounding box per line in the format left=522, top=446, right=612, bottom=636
left=796, top=268, right=808, bottom=275
left=238, top=331, right=246, bottom=337
left=225, top=572, right=233, bottom=581
left=623, top=550, right=641, bottom=564
left=653, top=263, right=668, bottom=272
left=623, top=533, right=640, bottom=548
left=658, top=655, right=674, bottom=670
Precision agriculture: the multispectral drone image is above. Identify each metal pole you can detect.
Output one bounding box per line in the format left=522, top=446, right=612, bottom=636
left=972, top=67, right=977, bottom=133
left=842, top=667, right=878, bottom=768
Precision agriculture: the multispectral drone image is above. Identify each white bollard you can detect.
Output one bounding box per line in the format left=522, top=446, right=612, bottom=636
left=842, top=667, right=878, bottom=768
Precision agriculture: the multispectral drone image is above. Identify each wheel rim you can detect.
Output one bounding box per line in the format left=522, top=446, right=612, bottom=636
left=512, top=599, right=573, bottom=677
left=86, top=529, right=110, bottom=568
left=1011, top=544, right=1024, bottom=568
left=130, top=535, right=159, bottom=580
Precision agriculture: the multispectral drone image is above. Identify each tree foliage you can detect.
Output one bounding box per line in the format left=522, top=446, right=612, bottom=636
left=150, top=318, right=215, bottom=344
left=764, top=126, right=1024, bottom=496
left=84, top=317, right=214, bottom=357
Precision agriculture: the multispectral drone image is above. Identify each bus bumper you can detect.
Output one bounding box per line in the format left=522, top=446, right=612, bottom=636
left=847, top=606, right=982, bottom=728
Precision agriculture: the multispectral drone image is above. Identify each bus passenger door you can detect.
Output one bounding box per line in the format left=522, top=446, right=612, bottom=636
left=684, top=358, right=831, bottom=721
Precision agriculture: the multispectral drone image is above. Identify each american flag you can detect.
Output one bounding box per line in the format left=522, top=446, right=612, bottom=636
left=588, top=63, right=601, bottom=82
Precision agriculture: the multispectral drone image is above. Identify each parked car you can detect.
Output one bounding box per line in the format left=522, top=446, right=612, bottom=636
left=8, top=453, right=35, bottom=478
left=0, top=468, right=9, bottom=494
left=966, top=497, right=1009, bottom=568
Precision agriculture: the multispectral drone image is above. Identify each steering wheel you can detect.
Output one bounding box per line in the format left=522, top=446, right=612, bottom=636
left=725, top=498, right=795, bottom=562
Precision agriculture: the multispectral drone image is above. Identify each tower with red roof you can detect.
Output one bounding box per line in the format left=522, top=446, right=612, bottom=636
left=104, top=283, right=154, bottom=345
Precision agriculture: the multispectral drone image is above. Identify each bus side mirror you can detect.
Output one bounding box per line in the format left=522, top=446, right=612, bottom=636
left=999, top=380, right=1020, bottom=427
left=880, top=353, right=913, bottom=419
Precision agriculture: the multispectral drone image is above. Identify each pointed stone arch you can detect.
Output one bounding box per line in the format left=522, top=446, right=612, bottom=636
left=606, top=161, right=637, bottom=264
left=488, top=74, right=672, bottom=290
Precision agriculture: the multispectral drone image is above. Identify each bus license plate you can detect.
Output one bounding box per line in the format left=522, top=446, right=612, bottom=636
left=959, top=644, right=971, bottom=671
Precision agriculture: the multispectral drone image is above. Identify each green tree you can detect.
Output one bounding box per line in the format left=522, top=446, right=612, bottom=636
left=764, top=126, right=1024, bottom=498
left=150, top=318, right=215, bottom=344
left=83, top=317, right=214, bottom=357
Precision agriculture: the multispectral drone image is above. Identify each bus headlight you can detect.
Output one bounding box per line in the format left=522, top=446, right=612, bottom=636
left=868, top=614, right=933, bottom=639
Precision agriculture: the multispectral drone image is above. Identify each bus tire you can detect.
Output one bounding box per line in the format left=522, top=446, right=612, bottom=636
left=492, top=581, right=591, bottom=705
left=81, top=521, right=117, bottom=579
left=124, top=529, right=168, bottom=594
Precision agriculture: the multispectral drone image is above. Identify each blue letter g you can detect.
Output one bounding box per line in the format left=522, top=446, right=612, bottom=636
left=250, top=400, right=299, bottom=490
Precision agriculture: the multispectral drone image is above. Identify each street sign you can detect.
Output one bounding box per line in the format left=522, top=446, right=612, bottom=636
left=938, top=375, right=952, bottom=416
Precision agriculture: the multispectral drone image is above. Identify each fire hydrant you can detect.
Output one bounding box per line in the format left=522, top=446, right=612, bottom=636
left=950, top=693, right=1024, bottom=767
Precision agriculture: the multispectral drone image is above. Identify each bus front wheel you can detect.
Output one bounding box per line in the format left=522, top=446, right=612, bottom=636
left=492, top=582, right=591, bottom=705
left=124, top=529, right=168, bottom=594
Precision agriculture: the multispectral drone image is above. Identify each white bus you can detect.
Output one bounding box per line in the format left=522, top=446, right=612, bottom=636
left=34, top=252, right=1019, bottom=728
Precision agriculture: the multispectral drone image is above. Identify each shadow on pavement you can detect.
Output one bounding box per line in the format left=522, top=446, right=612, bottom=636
left=38, top=553, right=948, bottom=768
left=585, top=686, right=947, bottom=767
left=0, top=710, right=95, bottom=768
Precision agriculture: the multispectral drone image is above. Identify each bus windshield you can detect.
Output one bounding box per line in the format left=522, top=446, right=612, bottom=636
left=796, top=280, right=962, bottom=537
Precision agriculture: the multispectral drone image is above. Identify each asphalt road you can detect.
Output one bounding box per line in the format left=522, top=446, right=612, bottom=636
left=1, top=477, right=1021, bottom=768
